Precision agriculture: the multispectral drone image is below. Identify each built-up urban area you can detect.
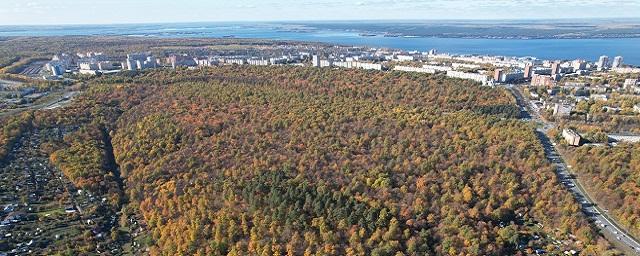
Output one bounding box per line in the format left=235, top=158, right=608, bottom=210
left=39, top=46, right=639, bottom=88
left=9, top=44, right=640, bottom=149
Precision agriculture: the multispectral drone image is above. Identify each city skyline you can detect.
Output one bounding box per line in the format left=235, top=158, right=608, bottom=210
left=2, top=0, right=640, bottom=25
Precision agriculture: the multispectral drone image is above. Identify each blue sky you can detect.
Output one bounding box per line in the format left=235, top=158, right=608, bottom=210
left=1, top=0, right=640, bottom=25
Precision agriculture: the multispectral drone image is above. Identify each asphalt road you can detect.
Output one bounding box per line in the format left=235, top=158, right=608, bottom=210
left=508, top=85, right=640, bottom=254
left=507, top=86, right=640, bottom=255
left=538, top=130, right=640, bottom=253
left=0, top=91, right=78, bottom=118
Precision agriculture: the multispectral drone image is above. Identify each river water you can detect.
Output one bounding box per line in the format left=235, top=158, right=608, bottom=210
left=1, top=22, right=639, bottom=65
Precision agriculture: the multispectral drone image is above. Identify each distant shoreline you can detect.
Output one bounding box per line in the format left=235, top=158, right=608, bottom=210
left=1, top=23, right=639, bottom=65
left=3, top=33, right=640, bottom=41
left=2, top=19, right=640, bottom=40
left=349, top=34, right=640, bottom=40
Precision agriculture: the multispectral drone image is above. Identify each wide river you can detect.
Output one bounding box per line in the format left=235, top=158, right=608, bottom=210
left=1, top=22, right=639, bottom=65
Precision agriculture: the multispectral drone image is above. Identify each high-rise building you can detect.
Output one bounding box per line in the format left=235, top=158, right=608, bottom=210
left=50, top=64, right=65, bottom=76
left=524, top=64, right=533, bottom=79
left=551, top=62, right=560, bottom=76
left=493, top=69, right=504, bottom=82
left=125, top=53, right=151, bottom=70
left=597, top=55, right=609, bottom=70
left=612, top=56, right=624, bottom=68
left=531, top=74, right=555, bottom=87
left=312, top=55, right=321, bottom=67
left=572, top=59, right=587, bottom=71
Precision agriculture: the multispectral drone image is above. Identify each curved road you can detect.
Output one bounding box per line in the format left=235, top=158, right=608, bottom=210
left=0, top=91, right=77, bottom=118
left=508, top=85, right=640, bottom=254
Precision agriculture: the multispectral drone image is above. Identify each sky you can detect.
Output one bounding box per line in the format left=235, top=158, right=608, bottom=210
left=1, top=0, right=640, bottom=25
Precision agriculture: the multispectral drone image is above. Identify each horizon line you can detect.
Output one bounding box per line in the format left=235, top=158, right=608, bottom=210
left=2, top=17, right=640, bottom=27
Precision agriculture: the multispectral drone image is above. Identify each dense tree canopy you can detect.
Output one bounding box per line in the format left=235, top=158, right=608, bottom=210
left=1, top=66, right=614, bottom=255
left=567, top=144, right=640, bottom=239
left=0, top=112, right=33, bottom=162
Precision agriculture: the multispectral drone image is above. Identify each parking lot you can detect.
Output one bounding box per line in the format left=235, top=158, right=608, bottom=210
left=17, top=61, right=47, bottom=78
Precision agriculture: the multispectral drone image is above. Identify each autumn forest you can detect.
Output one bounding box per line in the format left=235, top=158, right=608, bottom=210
left=0, top=66, right=618, bottom=255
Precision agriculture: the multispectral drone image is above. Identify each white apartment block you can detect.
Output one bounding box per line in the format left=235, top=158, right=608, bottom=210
left=446, top=71, right=489, bottom=85
left=393, top=66, right=436, bottom=74
left=422, top=65, right=452, bottom=72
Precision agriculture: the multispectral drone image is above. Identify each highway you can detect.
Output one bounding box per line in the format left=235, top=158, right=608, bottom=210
left=0, top=91, right=78, bottom=118
left=508, top=85, right=640, bottom=254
